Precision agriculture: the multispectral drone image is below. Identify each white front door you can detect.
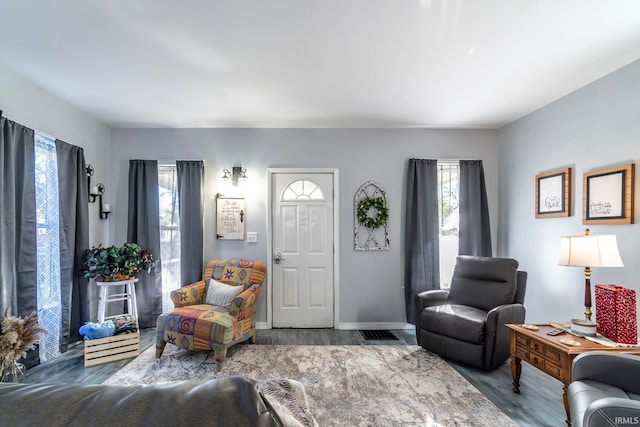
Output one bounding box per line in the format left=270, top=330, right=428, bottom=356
left=271, top=172, right=335, bottom=328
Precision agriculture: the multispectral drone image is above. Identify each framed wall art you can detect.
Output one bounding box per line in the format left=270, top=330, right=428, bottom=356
left=216, top=194, right=245, bottom=239
left=583, top=163, right=635, bottom=225
left=354, top=181, right=389, bottom=251
left=535, top=167, right=571, bottom=218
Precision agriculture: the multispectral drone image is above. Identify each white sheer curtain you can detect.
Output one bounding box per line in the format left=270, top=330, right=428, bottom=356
left=437, top=162, right=460, bottom=289
left=158, top=164, right=180, bottom=313
left=34, top=134, right=62, bottom=362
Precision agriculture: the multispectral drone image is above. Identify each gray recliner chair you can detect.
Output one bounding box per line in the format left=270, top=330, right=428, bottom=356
left=568, top=352, right=640, bottom=427
left=415, top=255, right=527, bottom=371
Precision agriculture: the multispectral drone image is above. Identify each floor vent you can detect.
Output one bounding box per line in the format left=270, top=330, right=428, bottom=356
left=360, top=330, right=399, bottom=341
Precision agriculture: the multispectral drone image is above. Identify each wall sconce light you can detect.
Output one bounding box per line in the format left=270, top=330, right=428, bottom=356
left=99, top=199, right=111, bottom=220
left=86, top=164, right=95, bottom=195
left=89, top=182, right=104, bottom=203
left=222, top=166, right=248, bottom=186
left=86, top=164, right=111, bottom=220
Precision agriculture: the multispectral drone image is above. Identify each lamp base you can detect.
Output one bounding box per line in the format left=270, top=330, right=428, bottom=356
left=571, top=318, right=597, bottom=336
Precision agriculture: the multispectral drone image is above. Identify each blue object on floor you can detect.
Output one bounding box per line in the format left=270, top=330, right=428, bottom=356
left=79, top=320, right=115, bottom=340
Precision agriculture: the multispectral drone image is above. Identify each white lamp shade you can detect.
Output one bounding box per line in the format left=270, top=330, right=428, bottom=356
left=558, top=235, right=624, bottom=267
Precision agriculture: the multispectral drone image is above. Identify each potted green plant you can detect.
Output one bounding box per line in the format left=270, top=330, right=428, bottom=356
left=81, top=243, right=154, bottom=282
left=118, top=242, right=155, bottom=278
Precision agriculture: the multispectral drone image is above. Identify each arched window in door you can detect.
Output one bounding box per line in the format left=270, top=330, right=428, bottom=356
left=281, top=180, right=325, bottom=201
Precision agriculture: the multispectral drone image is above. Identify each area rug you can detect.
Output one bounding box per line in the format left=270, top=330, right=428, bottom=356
left=104, top=344, right=516, bottom=427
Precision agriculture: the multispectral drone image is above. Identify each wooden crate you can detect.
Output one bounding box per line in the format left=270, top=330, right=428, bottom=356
left=84, top=332, right=140, bottom=367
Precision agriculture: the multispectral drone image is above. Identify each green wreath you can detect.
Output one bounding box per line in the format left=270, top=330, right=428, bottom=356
left=357, top=197, right=389, bottom=229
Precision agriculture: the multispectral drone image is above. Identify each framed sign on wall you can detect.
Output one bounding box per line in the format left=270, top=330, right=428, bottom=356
left=216, top=194, right=245, bottom=240
left=535, top=167, right=571, bottom=219
left=583, top=163, right=635, bottom=225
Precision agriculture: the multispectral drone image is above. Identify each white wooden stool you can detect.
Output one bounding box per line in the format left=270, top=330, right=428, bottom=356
left=96, top=278, right=139, bottom=324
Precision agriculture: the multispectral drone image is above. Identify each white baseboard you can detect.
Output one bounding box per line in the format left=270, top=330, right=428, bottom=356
left=255, top=322, right=414, bottom=330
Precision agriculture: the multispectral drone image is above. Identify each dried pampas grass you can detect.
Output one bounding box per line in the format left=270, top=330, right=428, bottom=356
left=0, top=307, right=46, bottom=382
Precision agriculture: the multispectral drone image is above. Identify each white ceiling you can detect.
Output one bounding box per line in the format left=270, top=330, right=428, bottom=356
left=1, top=1, right=640, bottom=129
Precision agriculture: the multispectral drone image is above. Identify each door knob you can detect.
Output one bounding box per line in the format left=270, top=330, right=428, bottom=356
left=274, top=252, right=283, bottom=264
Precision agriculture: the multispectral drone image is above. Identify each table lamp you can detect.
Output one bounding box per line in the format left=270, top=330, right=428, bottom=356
left=558, top=229, right=623, bottom=322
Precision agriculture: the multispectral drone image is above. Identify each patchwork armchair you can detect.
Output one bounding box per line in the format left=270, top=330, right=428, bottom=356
left=156, top=259, right=266, bottom=371
left=415, top=255, right=527, bottom=371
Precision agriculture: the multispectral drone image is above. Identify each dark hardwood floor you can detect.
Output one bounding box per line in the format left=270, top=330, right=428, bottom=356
left=22, top=328, right=566, bottom=426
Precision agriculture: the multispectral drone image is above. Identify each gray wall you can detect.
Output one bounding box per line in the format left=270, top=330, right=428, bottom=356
left=111, top=128, right=499, bottom=327
left=498, top=59, right=640, bottom=326
left=7, top=49, right=638, bottom=331
left=0, top=63, right=112, bottom=246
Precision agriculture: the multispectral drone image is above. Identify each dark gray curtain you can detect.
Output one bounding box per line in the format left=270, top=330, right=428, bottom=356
left=0, top=116, right=38, bottom=367
left=459, top=160, right=492, bottom=257
left=55, top=139, right=90, bottom=348
left=404, top=159, right=439, bottom=325
left=127, top=160, right=162, bottom=328
left=176, top=160, right=204, bottom=285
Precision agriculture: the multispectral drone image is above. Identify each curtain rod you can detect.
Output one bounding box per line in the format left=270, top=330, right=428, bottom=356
left=34, top=129, right=57, bottom=142
left=409, top=157, right=479, bottom=163
left=158, top=159, right=205, bottom=165
left=0, top=110, right=59, bottom=141
left=438, top=158, right=480, bottom=162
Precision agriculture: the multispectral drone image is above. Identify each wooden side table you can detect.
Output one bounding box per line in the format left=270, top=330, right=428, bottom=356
left=507, top=324, right=640, bottom=426
left=96, top=278, right=139, bottom=323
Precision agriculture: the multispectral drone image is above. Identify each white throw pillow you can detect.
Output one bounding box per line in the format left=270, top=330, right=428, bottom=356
left=205, top=279, right=244, bottom=308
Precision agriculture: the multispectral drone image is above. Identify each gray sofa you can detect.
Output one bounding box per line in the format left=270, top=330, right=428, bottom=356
left=568, top=351, right=640, bottom=427
left=415, top=255, right=527, bottom=371
left=0, top=376, right=283, bottom=427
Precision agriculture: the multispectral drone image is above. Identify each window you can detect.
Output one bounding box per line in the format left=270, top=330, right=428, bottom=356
left=437, top=162, right=459, bottom=289
left=34, top=134, right=61, bottom=362
left=282, top=180, right=324, bottom=200
left=158, top=164, right=180, bottom=313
